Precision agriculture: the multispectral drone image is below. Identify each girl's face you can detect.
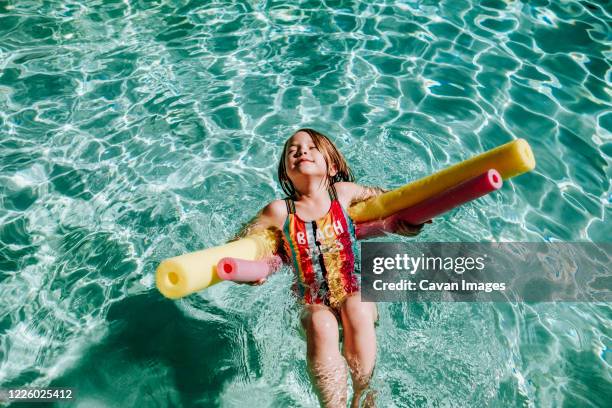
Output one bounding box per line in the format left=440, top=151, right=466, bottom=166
left=285, top=131, right=336, bottom=182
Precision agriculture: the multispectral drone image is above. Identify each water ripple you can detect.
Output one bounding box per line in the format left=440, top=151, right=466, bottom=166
left=0, top=0, right=610, bottom=406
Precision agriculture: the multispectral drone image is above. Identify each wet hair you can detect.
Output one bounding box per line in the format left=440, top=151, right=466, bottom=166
left=278, top=128, right=355, bottom=198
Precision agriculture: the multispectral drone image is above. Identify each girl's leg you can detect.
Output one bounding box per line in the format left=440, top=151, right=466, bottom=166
left=301, top=304, right=348, bottom=408
left=340, top=292, right=378, bottom=408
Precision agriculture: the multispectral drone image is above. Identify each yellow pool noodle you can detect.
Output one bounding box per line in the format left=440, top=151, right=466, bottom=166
left=156, top=229, right=279, bottom=299
left=348, top=138, right=535, bottom=222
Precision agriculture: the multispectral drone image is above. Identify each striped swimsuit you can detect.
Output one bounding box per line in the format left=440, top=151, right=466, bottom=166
left=282, top=184, right=360, bottom=309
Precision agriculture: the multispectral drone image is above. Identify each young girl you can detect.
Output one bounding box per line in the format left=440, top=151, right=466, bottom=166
left=236, top=128, right=423, bottom=408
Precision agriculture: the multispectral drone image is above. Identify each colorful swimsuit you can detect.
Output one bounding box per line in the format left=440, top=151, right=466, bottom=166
left=282, top=184, right=360, bottom=309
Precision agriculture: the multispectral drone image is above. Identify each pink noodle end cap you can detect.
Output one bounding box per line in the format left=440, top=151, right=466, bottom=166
left=217, top=256, right=282, bottom=282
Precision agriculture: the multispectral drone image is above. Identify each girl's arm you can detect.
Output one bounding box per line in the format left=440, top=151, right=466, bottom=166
left=334, top=182, right=387, bottom=207
left=336, top=182, right=427, bottom=237
left=230, top=200, right=288, bottom=285
left=350, top=185, right=388, bottom=205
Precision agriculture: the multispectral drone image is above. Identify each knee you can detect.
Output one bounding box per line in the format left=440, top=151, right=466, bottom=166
left=302, top=309, right=339, bottom=347
left=342, top=301, right=375, bottom=333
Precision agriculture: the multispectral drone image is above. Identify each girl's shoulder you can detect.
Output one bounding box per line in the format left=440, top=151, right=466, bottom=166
left=333, top=182, right=384, bottom=207
left=260, top=199, right=289, bottom=230
left=332, top=182, right=362, bottom=208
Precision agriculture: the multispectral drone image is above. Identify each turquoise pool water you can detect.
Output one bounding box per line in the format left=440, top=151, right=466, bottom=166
left=0, top=0, right=610, bottom=406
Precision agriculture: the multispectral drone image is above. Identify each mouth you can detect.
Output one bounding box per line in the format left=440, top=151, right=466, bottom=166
left=296, top=159, right=314, bottom=165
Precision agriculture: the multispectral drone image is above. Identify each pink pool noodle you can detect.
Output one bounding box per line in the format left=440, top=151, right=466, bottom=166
left=217, top=255, right=283, bottom=282
left=356, top=169, right=503, bottom=239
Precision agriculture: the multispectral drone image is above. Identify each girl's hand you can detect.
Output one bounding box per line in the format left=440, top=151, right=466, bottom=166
left=235, top=278, right=267, bottom=286
left=395, top=219, right=432, bottom=236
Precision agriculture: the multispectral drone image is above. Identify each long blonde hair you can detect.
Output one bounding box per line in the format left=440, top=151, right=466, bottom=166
left=278, top=128, right=355, bottom=198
